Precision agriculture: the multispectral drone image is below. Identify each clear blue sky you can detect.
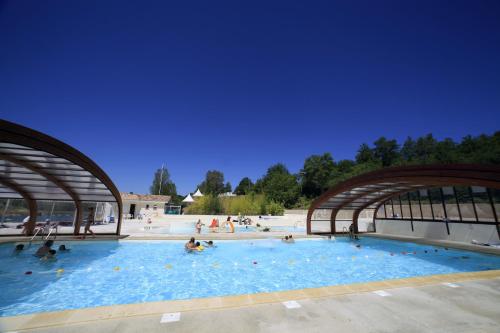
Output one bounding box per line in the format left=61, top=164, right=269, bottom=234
left=1, top=0, right=499, bottom=195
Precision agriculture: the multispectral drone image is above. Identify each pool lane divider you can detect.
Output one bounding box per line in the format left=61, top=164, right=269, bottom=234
left=1, top=269, right=499, bottom=332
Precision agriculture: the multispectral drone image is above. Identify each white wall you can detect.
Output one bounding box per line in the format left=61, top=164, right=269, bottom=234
left=375, top=219, right=500, bottom=244
left=122, top=200, right=167, bottom=218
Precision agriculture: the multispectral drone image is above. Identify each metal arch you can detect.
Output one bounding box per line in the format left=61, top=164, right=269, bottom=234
left=0, top=119, right=122, bottom=235
left=306, top=164, right=500, bottom=235
left=0, top=154, right=83, bottom=235
left=0, top=175, right=37, bottom=234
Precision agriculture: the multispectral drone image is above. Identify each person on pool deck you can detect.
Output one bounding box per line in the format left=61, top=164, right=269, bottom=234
left=195, top=219, right=203, bottom=234
left=209, top=218, right=218, bottom=231
left=83, top=207, right=96, bottom=239
left=35, top=240, right=54, bottom=257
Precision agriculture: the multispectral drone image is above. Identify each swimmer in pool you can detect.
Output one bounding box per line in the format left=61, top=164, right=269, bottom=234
left=35, top=240, right=54, bottom=257
left=185, top=237, right=196, bottom=251
left=41, top=249, right=57, bottom=261
left=14, top=244, right=24, bottom=253
left=58, top=244, right=70, bottom=251
left=203, top=240, right=215, bottom=247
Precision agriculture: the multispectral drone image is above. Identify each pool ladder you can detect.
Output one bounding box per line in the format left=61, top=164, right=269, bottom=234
left=28, top=225, right=57, bottom=245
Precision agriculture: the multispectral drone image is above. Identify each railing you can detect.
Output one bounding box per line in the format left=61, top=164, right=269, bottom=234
left=29, top=227, right=42, bottom=242
left=44, top=225, right=58, bottom=240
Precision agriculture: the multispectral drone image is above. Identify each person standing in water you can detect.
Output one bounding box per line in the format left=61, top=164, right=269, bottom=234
left=83, top=207, right=96, bottom=239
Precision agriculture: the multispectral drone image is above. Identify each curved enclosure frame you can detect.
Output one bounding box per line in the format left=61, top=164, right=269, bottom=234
left=307, top=165, right=500, bottom=241
left=0, top=119, right=122, bottom=236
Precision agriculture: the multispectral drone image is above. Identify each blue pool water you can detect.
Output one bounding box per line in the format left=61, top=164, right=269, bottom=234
left=154, top=223, right=305, bottom=234
left=1, top=238, right=500, bottom=317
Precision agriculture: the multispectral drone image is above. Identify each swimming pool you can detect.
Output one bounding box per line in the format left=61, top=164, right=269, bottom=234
left=1, top=238, right=499, bottom=317
left=149, top=223, right=306, bottom=234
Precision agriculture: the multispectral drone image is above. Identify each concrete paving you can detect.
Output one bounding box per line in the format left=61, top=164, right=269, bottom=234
left=19, top=278, right=500, bottom=333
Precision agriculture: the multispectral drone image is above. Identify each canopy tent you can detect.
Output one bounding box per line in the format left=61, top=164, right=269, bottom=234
left=193, top=188, right=203, bottom=197
left=182, top=193, right=195, bottom=203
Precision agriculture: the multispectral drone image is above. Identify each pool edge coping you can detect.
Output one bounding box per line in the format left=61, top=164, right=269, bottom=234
left=1, top=269, right=499, bottom=332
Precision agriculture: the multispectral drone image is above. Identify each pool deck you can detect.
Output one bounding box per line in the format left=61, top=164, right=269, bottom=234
left=1, top=270, right=499, bottom=332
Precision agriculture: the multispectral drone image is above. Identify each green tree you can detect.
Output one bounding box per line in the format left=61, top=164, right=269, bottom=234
left=300, top=153, right=336, bottom=198
left=400, top=137, right=417, bottom=163
left=198, top=170, right=226, bottom=195
left=336, top=159, right=356, bottom=174
left=373, top=137, right=400, bottom=166
left=234, top=177, right=254, bottom=195
left=414, top=134, right=438, bottom=163
left=258, top=163, right=300, bottom=208
left=223, top=182, right=232, bottom=193
left=355, top=143, right=375, bottom=164
left=458, top=133, right=500, bottom=164
left=434, top=138, right=458, bottom=163
left=149, top=166, right=177, bottom=196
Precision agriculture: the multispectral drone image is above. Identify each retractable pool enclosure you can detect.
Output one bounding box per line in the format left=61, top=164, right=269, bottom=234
left=0, top=119, right=122, bottom=236
left=307, top=164, right=500, bottom=241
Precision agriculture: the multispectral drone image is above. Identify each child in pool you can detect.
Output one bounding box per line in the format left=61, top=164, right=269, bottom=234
left=35, top=240, right=54, bottom=257
left=203, top=240, right=215, bottom=247
left=59, top=244, right=70, bottom=251
left=41, top=249, right=57, bottom=261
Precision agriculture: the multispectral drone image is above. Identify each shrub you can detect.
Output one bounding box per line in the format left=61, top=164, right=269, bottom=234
left=265, top=201, right=285, bottom=216
left=184, top=195, right=223, bottom=215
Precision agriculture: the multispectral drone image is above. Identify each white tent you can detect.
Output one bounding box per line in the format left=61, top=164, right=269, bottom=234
left=182, top=193, right=195, bottom=203
left=193, top=188, right=204, bottom=197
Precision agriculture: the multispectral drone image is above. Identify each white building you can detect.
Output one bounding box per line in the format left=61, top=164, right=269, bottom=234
left=121, top=192, right=171, bottom=219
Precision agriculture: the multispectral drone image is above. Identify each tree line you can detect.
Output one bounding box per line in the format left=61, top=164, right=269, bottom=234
left=151, top=132, right=500, bottom=211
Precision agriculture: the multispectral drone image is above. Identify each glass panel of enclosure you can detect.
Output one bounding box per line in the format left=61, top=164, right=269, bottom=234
left=0, top=198, right=28, bottom=235
left=409, top=191, right=421, bottom=219
left=393, top=196, right=403, bottom=218
left=442, top=187, right=460, bottom=221
left=310, top=209, right=332, bottom=233
left=400, top=194, right=411, bottom=219
left=80, top=201, right=119, bottom=233
left=384, top=200, right=393, bottom=218
left=36, top=200, right=55, bottom=223
left=419, top=189, right=433, bottom=219
left=454, top=186, right=477, bottom=222
left=376, top=205, right=385, bottom=219
left=490, top=189, right=500, bottom=222
left=471, top=186, right=495, bottom=222
left=428, top=188, right=445, bottom=220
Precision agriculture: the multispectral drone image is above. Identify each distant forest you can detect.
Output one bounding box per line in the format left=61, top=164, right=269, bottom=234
left=153, top=132, right=500, bottom=213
